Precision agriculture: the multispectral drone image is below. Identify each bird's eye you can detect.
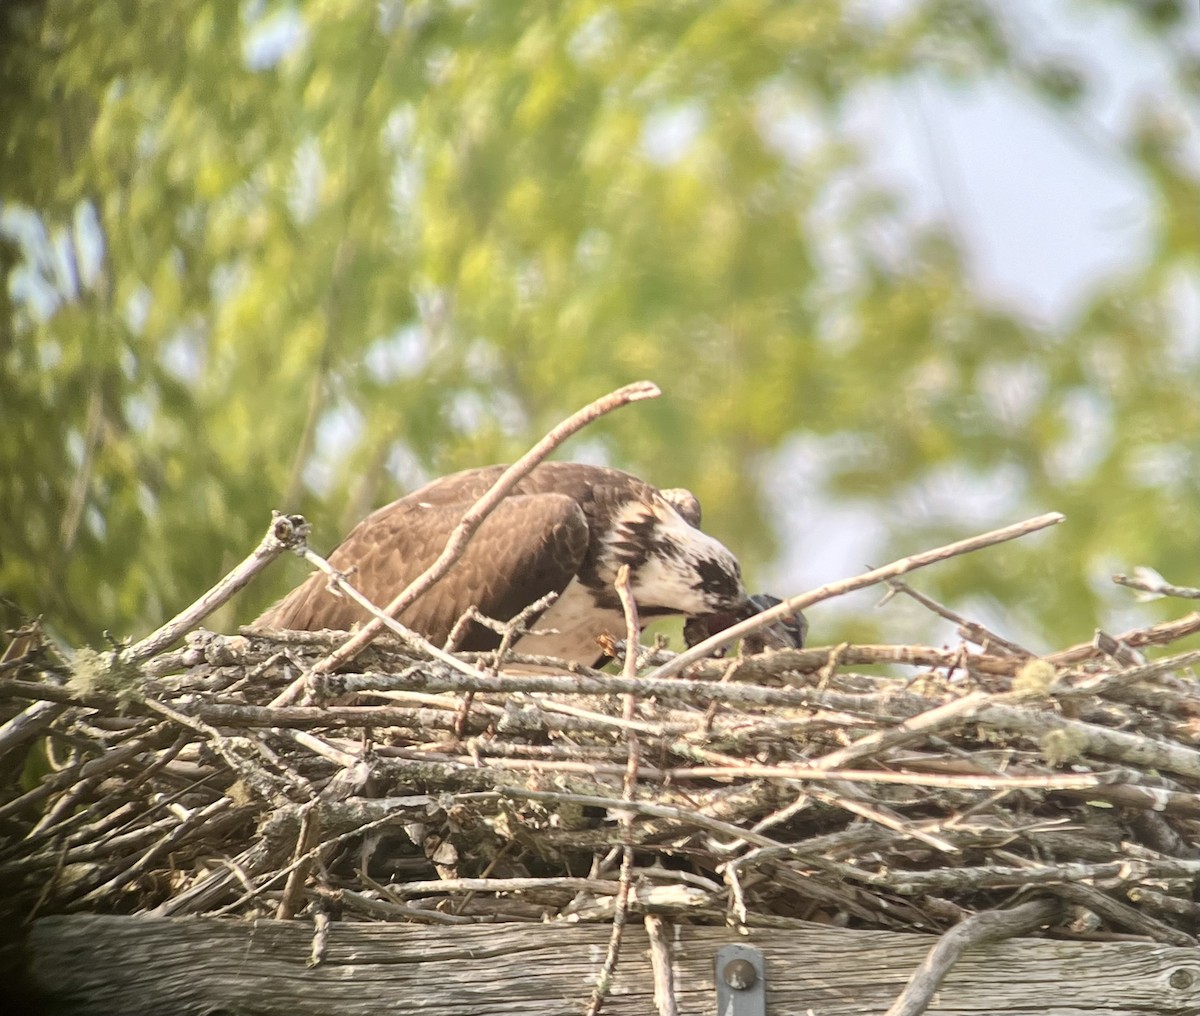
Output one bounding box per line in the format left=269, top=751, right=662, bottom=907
left=695, top=557, right=741, bottom=604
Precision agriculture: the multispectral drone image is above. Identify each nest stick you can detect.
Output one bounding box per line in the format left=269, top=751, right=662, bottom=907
left=586, top=564, right=642, bottom=1016
left=1112, top=571, right=1200, bottom=600
left=884, top=579, right=1033, bottom=657
left=884, top=899, right=1061, bottom=1016
left=644, top=913, right=679, bottom=1016
left=650, top=510, right=1066, bottom=679
left=267, top=544, right=496, bottom=707
left=123, top=513, right=310, bottom=665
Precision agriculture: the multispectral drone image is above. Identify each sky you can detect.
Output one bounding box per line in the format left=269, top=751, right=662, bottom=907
left=867, top=0, right=1181, bottom=328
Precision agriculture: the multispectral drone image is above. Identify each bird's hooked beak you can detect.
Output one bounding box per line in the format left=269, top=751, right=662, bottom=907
left=683, top=593, right=808, bottom=656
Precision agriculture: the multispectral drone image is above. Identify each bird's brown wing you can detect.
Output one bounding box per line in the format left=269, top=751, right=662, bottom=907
left=255, top=492, right=590, bottom=650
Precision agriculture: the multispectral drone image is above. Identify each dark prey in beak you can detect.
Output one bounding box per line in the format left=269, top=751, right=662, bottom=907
left=683, top=593, right=808, bottom=657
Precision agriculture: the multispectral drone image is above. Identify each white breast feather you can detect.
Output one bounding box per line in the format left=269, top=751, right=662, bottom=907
left=511, top=578, right=624, bottom=664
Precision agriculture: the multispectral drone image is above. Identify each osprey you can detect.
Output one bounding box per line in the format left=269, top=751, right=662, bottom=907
left=256, top=461, right=790, bottom=665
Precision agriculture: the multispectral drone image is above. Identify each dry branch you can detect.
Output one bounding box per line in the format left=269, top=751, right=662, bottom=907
left=885, top=899, right=1062, bottom=1016
left=650, top=510, right=1065, bottom=678
left=586, top=564, right=644, bottom=1016
left=123, top=513, right=310, bottom=665
left=1112, top=569, right=1200, bottom=601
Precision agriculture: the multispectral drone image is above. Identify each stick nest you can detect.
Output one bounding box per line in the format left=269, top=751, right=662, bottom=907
left=4, top=601, right=1200, bottom=945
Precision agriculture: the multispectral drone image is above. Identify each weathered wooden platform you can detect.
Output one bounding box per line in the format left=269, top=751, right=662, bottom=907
left=25, top=914, right=1200, bottom=1015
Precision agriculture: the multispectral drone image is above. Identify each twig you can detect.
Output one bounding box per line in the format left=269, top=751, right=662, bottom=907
left=150, top=841, right=274, bottom=917
left=663, top=765, right=1111, bottom=791
left=0, top=819, right=177, bottom=879
left=20, top=733, right=195, bottom=852
left=103, top=696, right=816, bottom=745
left=329, top=887, right=475, bottom=924
left=0, top=700, right=68, bottom=759
left=267, top=546, right=497, bottom=707
left=276, top=802, right=322, bottom=920
left=685, top=642, right=1024, bottom=680
left=0, top=727, right=166, bottom=825
left=883, top=580, right=1033, bottom=657
left=142, top=698, right=301, bottom=803
left=1113, top=569, right=1200, bottom=600
left=973, top=700, right=1200, bottom=780
left=808, top=785, right=957, bottom=853
left=1, top=618, right=47, bottom=673
left=457, top=788, right=785, bottom=850
left=1056, top=781, right=1200, bottom=818
left=1053, top=648, right=1200, bottom=697
left=307, top=903, right=331, bottom=966
left=1125, top=885, right=1200, bottom=920
left=809, top=691, right=991, bottom=770
left=310, top=380, right=660, bottom=675
left=454, top=591, right=560, bottom=737
left=615, top=564, right=641, bottom=689
left=884, top=899, right=1060, bottom=1016
left=79, top=630, right=1037, bottom=687
left=859, top=857, right=1200, bottom=895
left=513, top=695, right=674, bottom=736
left=649, top=511, right=1065, bottom=679
left=1050, top=883, right=1197, bottom=946
left=122, top=514, right=310, bottom=665
left=277, top=663, right=932, bottom=710
left=1048, top=611, right=1200, bottom=667
left=286, top=729, right=359, bottom=768
left=68, top=798, right=233, bottom=908
left=644, top=914, right=679, bottom=1016
left=211, top=809, right=432, bottom=917
left=387, top=875, right=623, bottom=896
left=586, top=564, right=641, bottom=1016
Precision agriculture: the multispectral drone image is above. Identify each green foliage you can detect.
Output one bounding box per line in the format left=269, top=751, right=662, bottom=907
left=1, top=0, right=1196, bottom=650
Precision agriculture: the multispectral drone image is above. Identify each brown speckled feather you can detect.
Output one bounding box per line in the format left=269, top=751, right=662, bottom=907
left=255, top=462, right=664, bottom=650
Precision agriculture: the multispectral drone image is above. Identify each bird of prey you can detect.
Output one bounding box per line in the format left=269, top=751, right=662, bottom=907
left=256, top=461, right=801, bottom=666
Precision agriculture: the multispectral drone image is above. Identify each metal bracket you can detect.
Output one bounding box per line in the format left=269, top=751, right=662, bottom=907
left=714, top=943, right=766, bottom=1016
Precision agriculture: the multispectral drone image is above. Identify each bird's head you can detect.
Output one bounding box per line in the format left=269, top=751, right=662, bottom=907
left=684, top=592, right=809, bottom=655
left=603, top=496, right=747, bottom=616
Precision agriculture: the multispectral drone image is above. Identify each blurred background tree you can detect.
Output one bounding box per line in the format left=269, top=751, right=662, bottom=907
left=1, top=0, right=1196, bottom=652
